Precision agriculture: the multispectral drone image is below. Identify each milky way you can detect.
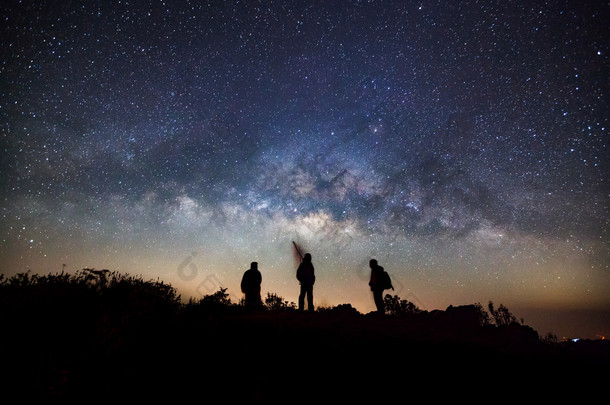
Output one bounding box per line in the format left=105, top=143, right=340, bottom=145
left=1, top=1, right=608, bottom=338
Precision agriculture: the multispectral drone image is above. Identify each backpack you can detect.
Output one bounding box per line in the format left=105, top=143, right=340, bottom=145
left=380, top=270, right=394, bottom=291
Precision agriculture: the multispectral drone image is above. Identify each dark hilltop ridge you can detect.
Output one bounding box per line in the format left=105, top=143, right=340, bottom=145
left=1, top=269, right=607, bottom=400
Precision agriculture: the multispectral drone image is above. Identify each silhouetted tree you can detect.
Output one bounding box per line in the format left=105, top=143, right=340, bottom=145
left=473, top=302, right=492, bottom=326
left=488, top=301, right=517, bottom=326
left=542, top=332, right=559, bottom=344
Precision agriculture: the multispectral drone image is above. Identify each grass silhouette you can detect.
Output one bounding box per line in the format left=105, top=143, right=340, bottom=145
left=1, top=269, right=607, bottom=400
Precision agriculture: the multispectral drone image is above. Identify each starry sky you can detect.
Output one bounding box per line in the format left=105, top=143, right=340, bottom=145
left=1, top=0, right=608, bottom=338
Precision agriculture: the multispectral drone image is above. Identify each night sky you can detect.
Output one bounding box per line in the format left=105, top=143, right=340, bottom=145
left=1, top=1, right=608, bottom=339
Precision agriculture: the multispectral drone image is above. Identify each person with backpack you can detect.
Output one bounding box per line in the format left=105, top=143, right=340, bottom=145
left=296, top=253, right=315, bottom=312
left=369, top=259, right=393, bottom=314
left=241, top=262, right=262, bottom=308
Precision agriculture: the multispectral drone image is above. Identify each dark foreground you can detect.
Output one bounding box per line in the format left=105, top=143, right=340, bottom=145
left=1, top=270, right=607, bottom=401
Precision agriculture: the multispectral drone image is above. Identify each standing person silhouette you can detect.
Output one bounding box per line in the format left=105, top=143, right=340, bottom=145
left=241, top=262, right=262, bottom=308
left=297, top=253, right=315, bottom=312
left=369, top=259, right=385, bottom=314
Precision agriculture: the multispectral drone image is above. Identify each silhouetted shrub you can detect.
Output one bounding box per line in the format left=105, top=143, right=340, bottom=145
left=317, top=303, right=360, bottom=316
left=0, top=269, right=181, bottom=316
left=442, top=303, right=493, bottom=330
left=0, top=269, right=186, bottom=398
left=264, top=292, right=296, bottom=310
left=384, top=294, right=422, bottom=316
left=187, top=287, right=235, bottom=314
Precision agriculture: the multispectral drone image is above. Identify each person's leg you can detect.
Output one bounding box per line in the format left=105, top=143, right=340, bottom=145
left=298, top=285, right=306, bottom=310
left=249, top=292, right=261, bottom=308
left=374, top=290, right=384, bottom=313
left=245, top=293, right=251, bottom=307
left=307, top=286, right=314, bottom=312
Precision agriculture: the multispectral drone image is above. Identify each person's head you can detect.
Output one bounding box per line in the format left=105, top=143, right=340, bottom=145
left=251, top=262, right=258, bottom=270
left=304, top=253, right=312, bottom=262
left=369, top=259, right=378, bottom=268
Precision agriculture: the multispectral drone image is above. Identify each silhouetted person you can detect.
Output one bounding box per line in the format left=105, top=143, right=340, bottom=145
left=369, top=259, right=385, bottom=314
left=241, top=262, right=262, bottom=308
left=297, top=253, right=315, bottom=312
